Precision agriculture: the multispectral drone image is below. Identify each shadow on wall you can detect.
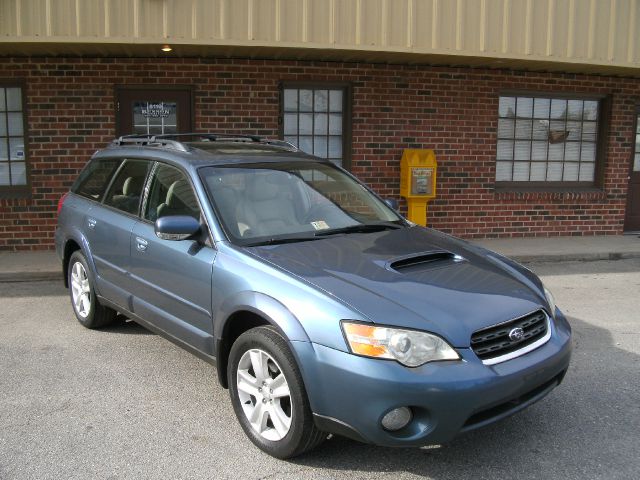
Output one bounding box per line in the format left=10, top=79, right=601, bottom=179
left=291, top=316, right=639, bottom=479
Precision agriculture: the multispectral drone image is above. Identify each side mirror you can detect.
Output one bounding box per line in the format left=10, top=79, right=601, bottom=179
left=384, top=198, right=399, bottom=211
left=154, top=215, right=201, bottom=241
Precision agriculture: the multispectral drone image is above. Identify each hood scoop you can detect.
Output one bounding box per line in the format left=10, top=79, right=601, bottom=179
left=387, top=250, right=464, bottom=273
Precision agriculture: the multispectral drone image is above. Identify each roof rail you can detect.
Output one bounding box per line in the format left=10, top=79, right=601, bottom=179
left=111, top=135, right=189, bottom=152
left=110, top=133, right=299, bottom=152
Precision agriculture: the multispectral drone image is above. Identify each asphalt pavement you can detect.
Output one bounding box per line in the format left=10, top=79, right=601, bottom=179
left=0, top=259, right=639, bottom=479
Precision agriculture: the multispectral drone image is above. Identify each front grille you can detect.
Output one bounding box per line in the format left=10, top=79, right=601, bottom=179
left=471, top=310, right=548, bottom=362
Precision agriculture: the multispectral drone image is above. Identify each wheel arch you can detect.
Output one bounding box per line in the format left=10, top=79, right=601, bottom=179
left=214, top=292, right=311, bottom=388
left=62, top=231, right=96, bottom=289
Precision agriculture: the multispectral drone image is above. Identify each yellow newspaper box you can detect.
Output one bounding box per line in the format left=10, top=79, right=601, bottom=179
left=400, top=149, right=437, bottom=226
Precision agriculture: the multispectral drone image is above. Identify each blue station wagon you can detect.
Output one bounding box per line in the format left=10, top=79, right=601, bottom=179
left=55, top=133, right=572, bottom=459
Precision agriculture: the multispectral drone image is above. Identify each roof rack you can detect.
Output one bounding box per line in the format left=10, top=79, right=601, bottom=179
left=110, top=133, right=299, bottom=152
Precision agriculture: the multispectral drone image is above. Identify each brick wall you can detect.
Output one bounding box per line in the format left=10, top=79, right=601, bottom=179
left=0, top=57, right=638, bottom=250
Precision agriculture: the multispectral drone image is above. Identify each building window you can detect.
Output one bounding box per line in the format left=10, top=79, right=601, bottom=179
left=0, top=85, right=28, bottom=192
left=496, top=94, right=602, bottom=185
left=281, top=85, right=350, bottom=168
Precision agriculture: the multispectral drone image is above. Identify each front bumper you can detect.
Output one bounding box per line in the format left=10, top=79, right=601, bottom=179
left=291, top=310, right=572, bottom=447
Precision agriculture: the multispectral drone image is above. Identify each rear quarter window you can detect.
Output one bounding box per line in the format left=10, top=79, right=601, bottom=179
left=72, top=158, right=121, bottom=201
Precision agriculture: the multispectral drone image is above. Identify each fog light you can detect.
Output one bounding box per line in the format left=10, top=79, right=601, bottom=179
left=381, top=407, right=412, bottom=431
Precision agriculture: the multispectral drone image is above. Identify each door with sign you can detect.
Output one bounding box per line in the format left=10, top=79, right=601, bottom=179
left=116, top=88, right=193, bottom=137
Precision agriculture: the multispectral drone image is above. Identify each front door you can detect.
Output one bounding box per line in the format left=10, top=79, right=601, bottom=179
left=624, top=108, right=640, bottom=232
left=116, top=87, right=193, bottom=136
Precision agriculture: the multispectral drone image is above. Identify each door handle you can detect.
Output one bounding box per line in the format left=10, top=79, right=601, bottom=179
left=87, top=218, right=97, bottom=229
left=135, top=237, right=148, bottom=252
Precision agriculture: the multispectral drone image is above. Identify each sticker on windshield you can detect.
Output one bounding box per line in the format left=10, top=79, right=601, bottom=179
left=311, top=220, right=330, bottom=230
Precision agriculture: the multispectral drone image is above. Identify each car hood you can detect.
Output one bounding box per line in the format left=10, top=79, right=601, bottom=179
left=245, top=227, right=547, bottom=347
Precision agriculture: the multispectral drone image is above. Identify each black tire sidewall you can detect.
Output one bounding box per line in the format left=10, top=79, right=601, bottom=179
left=228, top=326, right=310, bottom=459
left=67, top=251, right=97, bottom=327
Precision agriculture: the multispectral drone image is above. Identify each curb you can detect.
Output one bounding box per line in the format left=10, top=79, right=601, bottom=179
left=0, top=271, right=62, bottom=283
left=506, top=251, right=640, bottom=264
left=1, top=251, right=639, bottom=282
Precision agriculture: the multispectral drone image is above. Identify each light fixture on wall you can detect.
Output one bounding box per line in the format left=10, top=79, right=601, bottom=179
left=161, top=45, right=172, bottom=52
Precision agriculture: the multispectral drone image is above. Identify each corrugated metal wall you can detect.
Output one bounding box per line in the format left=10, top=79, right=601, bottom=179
left=1, top=0, right=639, bottom=69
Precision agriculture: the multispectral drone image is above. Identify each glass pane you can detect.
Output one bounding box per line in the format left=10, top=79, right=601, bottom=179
left=497, top=118, right=514, bottom=138
left=583, top=100, right=598, bottom=121
left=498, top=97, right=516, bottom=117
left=515, top=97, right=533, bottom=118
left=532, top=119, right=549, bottom=139
left=8, top=112, right=23, bottom=136
left=495, top=161, right=512, bottom=181
left=0, top=139, right=7, bottom=160
left=566, top=121, right=582, bottom=141
left=298, top=136, right=313, bottom=154
left=6, top=88, right=22, bottom=111
left=567, top=100, right=583, bottom=120
left=284, top=89, right=298, bottom=111
left=0, top=163, right=9, bottom=185
left=530, top=162, right=547, bottom=181
left=314, top=136, right=328, bottom=158
left=314, top=90, right=328, bottom=112
left=582, top=121, right=597, bottom=142
left=299, top=113, right=312, bottom=134
left=565, top=142, right=580, bottom=161
left=0, top=88, right=5, bottom=111
left=512, top=162, right=530, bottom=181
left=633, top=153, right=640, bottom=172
left=148, top=115, right=162, bottom=126
left=328, top=136, right=342, bottom=159
left=299, top=90, right=313, bottom=111
left=550, top=99, right=566, bottom=119
left=547, top=162, right=563, bottom=181
left=9, top=138, right=25, bottom=160
left=284, top=113, right=298, bottom=134
left=10, top=161, right=26, bottom=185
left=514, top=141, right=530, bottom=161
left=0, top=115, right=6, bottom=136
left=579, top=162, right=595, bottom=181
left=549, top=120, right=568, bottom=143
left=563, top=162, right=579, bottom=181
left=329, top=114, right=342, bottom=135
left=533, top=98, right=550, bottom=118
left=581, top=142, right=596, bottom=162
left=496, top=140, right=514, bottom=160
left=532, top=141, right=547, bottom=160
left=548, top=142, right=564, bottom=161
left=515, top=119, right=532, bottom=139
left=133, top=125, right=149, bottom=135
left=329, top=90, right=343, bottom=112
left=284, top=135, right=298, bottom=147
left=314, top=113, right=328, bottom=134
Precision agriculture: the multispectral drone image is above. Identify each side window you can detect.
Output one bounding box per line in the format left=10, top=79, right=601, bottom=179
left=72, top=158, right=121, bottom=201
left=144, top=163, right=200, bottom=222
left=103, top=159, right=150, bottom=215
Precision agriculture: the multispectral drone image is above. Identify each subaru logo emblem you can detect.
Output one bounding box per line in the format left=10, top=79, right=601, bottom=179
left=509, top=327, right=525, bottom=341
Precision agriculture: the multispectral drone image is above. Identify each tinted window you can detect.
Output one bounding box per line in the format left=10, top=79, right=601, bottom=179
left=72, top=158, right=121, bottom=201
left=145, top=163, right=200, bottom=221
left=103, top=159, right=150, bottom=215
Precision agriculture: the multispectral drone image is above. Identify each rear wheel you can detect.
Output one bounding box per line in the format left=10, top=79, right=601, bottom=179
left=228, top=326, right=325, bottom=459
left=68, top=251, right=117, bottom=329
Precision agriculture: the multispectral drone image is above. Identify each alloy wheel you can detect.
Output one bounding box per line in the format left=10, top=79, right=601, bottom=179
left=70, top=261, right=91, bottom=318
left=236, top=348, right=293, bottom=441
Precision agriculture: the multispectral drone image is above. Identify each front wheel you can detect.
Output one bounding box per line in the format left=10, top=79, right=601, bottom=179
left=228, top=326, right=325, bottom=459
left=68, top=250, right=117, bottom=329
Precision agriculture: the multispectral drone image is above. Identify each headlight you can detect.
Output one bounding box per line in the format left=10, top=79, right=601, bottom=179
left=341, top=321, right=460, bottom=367
left=544, top=285, right=556, bottom=318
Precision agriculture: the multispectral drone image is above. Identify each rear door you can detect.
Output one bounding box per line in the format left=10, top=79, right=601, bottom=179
left=129, top=162, right=216, bottom=355
left=85, top=159, right=151, bottom=309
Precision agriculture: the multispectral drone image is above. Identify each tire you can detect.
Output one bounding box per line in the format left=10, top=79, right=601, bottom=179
left=228, top=326, right=326, bottom=459
left=67, top=250, right=117, bottom=329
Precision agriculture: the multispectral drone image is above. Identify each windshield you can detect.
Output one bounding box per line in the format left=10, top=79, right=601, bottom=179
left=200, top=161, right=404, bottom=245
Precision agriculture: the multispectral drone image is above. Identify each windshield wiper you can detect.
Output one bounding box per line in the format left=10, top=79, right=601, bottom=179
left=245, top=235, right=322, bottom=247
left=314, top=222, right=403, bottom=237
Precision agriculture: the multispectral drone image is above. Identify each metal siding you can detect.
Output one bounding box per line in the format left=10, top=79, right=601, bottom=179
left=2, top=0, right=639, bottom=72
